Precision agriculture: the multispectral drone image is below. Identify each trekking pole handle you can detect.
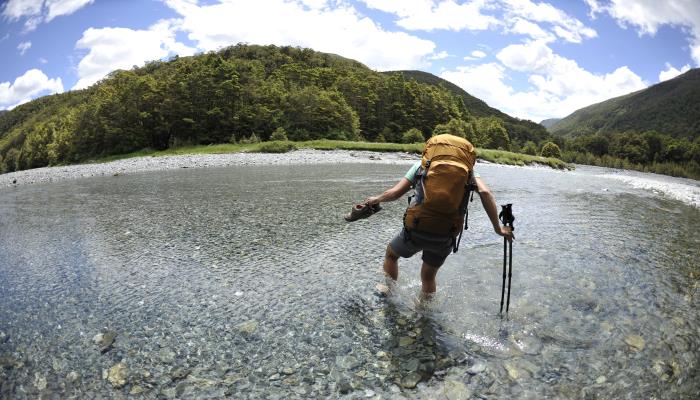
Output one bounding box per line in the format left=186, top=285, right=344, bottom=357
left=499, top=204, right=515, bottom=229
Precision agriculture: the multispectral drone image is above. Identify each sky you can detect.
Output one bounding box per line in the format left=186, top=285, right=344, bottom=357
left=1, top=0, right=698, bottom=122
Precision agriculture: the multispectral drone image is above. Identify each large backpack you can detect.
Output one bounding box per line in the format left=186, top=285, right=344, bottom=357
left=403, top=134, right=477, bottom=247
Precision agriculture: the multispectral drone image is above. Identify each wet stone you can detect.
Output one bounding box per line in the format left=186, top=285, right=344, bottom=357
left=336, top=355, right=361, bottom=370
left=66, top=371, right=80, bottom=383
left=159, top=348, right=176, bottom=364
left=92, top=330, right=118, bottom=353
left=503, top=363, right=521, bottom=380
left=511, top=334, right=543, bottom=355
left=170, top=366, right=191, bottom=381
left=401, top=372, right=422, bottom=389
left=467, top=360, right=487, bottom=375
left=130, top=385, right=145, bottom=395
left=237, top=320, right=259, bottom=335
left=443, top=379, right=471, bottom=400
left=106, top=362, right=128, bottom=388
left=624, top=335, right=645, bottom=351
left=0, top=355, right=20, bottom=370
left=34, top=373, right=47, bottom=390
left=399, top=336, right=415, bottom=347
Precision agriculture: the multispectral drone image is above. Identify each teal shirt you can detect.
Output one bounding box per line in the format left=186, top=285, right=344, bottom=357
left=404, top=162, right=479, bottom=185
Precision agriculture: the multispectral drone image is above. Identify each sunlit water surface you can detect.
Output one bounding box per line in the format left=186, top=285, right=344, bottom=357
left=0, top=162, right=699, bottom=399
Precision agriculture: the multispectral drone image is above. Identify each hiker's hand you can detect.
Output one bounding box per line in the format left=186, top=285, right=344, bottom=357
left=363, top=196, right=380, bottom=206
left=497, top=226, right=514, bottom=242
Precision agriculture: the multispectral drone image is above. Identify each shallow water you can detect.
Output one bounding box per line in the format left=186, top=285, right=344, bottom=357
left=0, top=162, right=698, bottom=399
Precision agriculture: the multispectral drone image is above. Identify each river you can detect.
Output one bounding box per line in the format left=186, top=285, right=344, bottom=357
left=0, top=161, right=698, bottom=399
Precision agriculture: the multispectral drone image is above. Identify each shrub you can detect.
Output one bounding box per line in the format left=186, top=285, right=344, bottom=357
left=257, top=141, right=297, bottom=153
left=240, top=133, right=260, bottom=144
left=522, top=141, right=538, bottom=155
left=540, top=141, right=562, bottom=159
left=270, top=127, right=288, bottom=141
left=402, top=128, right=425, bottom=144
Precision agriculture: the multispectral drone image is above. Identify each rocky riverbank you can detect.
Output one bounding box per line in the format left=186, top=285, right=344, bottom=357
left=0, top=149, right=420, bottom=188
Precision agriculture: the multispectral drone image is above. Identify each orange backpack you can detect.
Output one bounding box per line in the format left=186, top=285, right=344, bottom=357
left=403, top=134, right=477, bottom=243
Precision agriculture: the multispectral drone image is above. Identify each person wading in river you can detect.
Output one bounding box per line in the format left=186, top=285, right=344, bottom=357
left=361, top=134, right=514, bottom=297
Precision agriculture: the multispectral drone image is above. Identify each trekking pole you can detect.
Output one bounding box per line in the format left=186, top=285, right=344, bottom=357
left=499, top=204, right=515, bottom=315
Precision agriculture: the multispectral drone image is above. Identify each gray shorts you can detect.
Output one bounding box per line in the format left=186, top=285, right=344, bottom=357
left=388, top=229, right=454, bottom=268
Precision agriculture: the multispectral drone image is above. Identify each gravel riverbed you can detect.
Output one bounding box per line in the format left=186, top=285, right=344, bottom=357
left=0, top=149, right=421, bottom=188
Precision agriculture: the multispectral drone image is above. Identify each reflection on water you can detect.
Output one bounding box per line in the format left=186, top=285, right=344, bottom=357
left=0, top=163, right=698, bottom=399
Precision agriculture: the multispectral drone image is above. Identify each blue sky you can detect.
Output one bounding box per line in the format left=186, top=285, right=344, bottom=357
left=1, top=0, right=698, bottom=122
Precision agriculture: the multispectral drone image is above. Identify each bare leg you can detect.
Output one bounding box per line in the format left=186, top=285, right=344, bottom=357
left=420, top=262, right=440, bottom=295
left=383, top=245, right=399, bottom=281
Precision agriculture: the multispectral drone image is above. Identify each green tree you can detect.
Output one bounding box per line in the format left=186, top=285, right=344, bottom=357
left=540, top=142, right=562, bottom=158
left=270, top=127, right=288, bottom=141
left=402, top=128, right=425, bottom=143
left=522, top=141, right=538, bottom=155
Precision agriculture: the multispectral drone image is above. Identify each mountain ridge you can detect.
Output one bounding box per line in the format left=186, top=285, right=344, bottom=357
left=549, top=68, right=700, bottom=139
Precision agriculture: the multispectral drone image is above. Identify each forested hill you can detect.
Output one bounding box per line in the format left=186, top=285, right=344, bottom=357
left=390, top=70, right=549, bottom=144
left=549, top=68, right=700, bottom=139
left=0, top=44, right=546, bottom=173
left=540, top=118, right=561, bottom=129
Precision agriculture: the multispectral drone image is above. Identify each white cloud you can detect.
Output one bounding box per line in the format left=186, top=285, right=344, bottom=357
left=506, top=17, right=555, bottom=41
left=164, top=0, right=436, bottom=71
left=1, top=0, right=94, bottom=31
left=0, top=68, right=63, bottom=110
left=39, top=57, right=48, bottom=64
left=502, top=0, right=597, bottom=43
left=45, top=0, right=94, bottom=22
left=73, top=19, right=196, bottom=89
left=17, top=41, right=31, bottom=55
left=464, top=49, right=487, bottom=60
left=588, top=0, right=700, bottom=65
left=659, top=62, right=691, bottom=82
left=1, top=0, right=43, bottom=20
left=442, top=41, right=647, bottom=121
left=429, top=50, right=450, bottom=60
left=362, top=0, right=500, bottom=31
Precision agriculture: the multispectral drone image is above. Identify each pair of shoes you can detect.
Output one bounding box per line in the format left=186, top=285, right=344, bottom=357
left=344, top=203, right=382, bottom=222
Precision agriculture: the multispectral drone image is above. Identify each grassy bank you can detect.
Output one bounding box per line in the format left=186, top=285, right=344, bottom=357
left=92, top=140, right=572, bottom=170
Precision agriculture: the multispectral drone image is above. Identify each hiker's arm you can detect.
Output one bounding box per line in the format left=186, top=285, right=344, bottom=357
left=364, top=178, right=412, bottom=205
left=475, top=178, right=514, bottom=241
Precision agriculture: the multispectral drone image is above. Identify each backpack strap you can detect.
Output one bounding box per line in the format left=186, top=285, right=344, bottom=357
left=453, top=170, right=477, bottom=253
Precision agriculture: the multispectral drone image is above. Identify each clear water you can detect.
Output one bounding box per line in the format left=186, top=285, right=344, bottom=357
left=0, top=163, right=698, bottom=399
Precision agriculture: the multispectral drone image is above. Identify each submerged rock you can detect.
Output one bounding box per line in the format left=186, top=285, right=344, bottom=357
left=237, top=320, right=259, bottom=335
left=66, top=371, right=80, bottom=383
left=399, top=336, right=415, bottom=347
left=624, top=335, right=645, bottom=351
left=511, top=334, right=543, bottom=355
left=401, top=372, right=422, bottom=389
left=107, top=362, right=128, bottom=388
left=653, top=360, right=680, bottom=382
left=503, top=363, right=521, bottom=380
left=443, top=379, right=471, bottom=400
left=467, top=360, right=487, bottom=375
left=335, top=355, right=361, bottom=370
left=92, top=330, right=118, bottom=353
left=159, top=348, right=176, bottom=364
left=34, top=373, right=47, bottom=390
left=130, top=385, right=145, bottom=395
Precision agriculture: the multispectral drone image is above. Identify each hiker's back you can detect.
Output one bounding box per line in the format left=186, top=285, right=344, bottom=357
left=404, top=134, right=476, bottom=236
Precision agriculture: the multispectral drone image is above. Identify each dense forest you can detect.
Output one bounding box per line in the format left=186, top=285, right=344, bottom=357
left=0, top=44, right=549, bottom=173
left=547, top=69, right=700, bottom=179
